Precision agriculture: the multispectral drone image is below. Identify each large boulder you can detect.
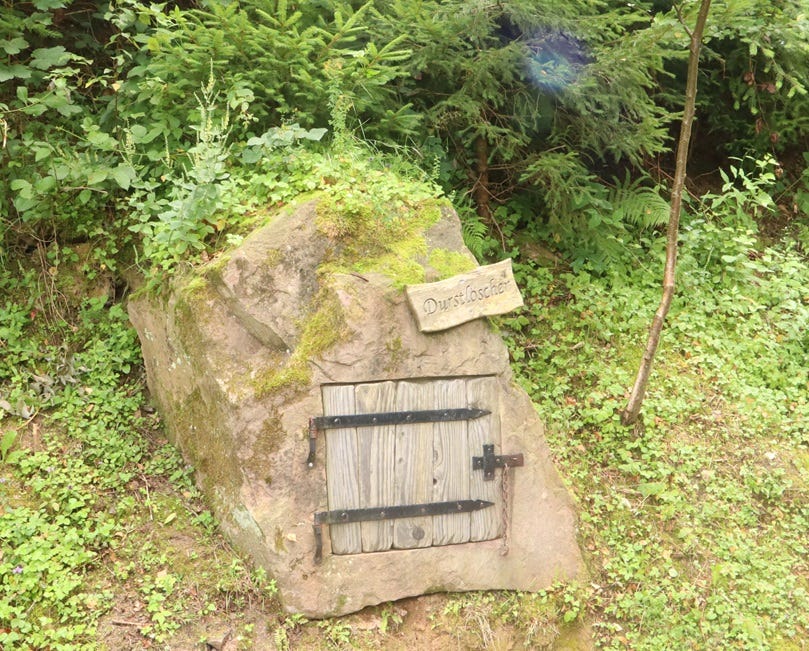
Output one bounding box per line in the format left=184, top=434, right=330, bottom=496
left=128, top=197, right=584, bottom=617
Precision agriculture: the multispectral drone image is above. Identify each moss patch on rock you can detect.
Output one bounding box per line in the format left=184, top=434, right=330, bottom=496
left=181, top=274, right=211, bottom=300
left=171, top=388, right=240, bottom=507
left=247, top=178, right=458, bottom=388
left=161, top=162, right=460, bottom=398
left=172, top=275, right=220, bottom=364
left=265, top=248, right=283, bottom=268
left=352, top=234, right=429, bottom=288
left=241, top=412, right=286, bottom=486
left=253, top=284, right=348, bottom=396
left=428, top=248, right=477, bottom=280
left=316, top=190, right=449, bottom=288
left=384, top=336, right=405, bottom=373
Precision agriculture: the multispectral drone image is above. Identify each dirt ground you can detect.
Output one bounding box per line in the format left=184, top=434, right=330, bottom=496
left=97, top=590, right=593, bottom=650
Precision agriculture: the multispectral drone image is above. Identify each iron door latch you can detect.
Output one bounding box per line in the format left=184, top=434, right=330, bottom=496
left=472, top=443, right=524, bottom=480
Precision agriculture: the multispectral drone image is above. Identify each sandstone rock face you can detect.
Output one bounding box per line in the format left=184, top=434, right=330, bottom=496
left=128, top=199, right=584, bottom=617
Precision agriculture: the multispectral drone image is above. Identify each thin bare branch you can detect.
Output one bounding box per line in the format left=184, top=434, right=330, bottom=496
left=621, top=0, right=712, bottom=426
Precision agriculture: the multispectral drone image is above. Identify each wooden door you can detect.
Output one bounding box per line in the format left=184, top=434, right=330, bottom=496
left=322, top=376, right=502, bottom=555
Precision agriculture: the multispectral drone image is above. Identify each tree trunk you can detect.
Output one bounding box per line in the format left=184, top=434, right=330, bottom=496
left=620, top=0, right=712, bottom=426
left=473, top=135, right=491, bottom=220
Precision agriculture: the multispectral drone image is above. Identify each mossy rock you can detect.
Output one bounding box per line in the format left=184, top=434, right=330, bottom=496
left=127, top=191, right=584, bottom=621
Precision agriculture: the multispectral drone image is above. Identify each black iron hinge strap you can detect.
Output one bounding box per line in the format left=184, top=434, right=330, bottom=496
left=315, top=408, right=489, bottom=430
left=306, top=408, right=490, bottom=468
left=312, top=499, right=493, bottom=563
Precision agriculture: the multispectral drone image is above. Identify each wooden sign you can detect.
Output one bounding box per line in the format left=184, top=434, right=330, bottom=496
left=405, top=259, right=523, bottom=333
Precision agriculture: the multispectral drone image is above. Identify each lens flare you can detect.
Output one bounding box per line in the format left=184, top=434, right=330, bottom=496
left=525, top=31, right=591, bottom=92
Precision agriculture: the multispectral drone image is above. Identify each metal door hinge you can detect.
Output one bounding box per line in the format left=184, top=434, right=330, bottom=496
left=312, top=499, right=493, bottom=563
left=306, top=408, right=490, bottom=468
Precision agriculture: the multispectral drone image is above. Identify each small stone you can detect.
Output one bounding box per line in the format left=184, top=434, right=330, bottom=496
left=205, top=628, right=232, bottom=650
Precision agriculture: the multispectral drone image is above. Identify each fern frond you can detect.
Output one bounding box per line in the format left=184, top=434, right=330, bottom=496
left=610, top=173, right=670, bottom=228
left=460, top=211, right=489, bottom=260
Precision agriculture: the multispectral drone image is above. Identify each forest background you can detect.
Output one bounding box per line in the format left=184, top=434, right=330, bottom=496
left=1, top=0, right=808, bottom=649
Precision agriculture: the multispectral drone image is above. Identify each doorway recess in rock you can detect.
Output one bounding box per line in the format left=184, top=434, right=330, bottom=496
left=317, top=375, right=510, bottom=558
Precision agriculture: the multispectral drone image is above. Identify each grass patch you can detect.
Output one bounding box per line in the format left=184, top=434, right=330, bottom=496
left=501, top=214, right=809, bottom=649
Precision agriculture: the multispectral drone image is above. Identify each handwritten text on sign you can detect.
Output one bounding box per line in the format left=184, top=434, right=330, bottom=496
left=405, top=259, right=524, bottom=332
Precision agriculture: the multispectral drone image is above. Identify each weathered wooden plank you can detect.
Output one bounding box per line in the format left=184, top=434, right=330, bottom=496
left=467, top=376, right=501, bottom=541
left=322, top=385, right=362, bottom=554
left=432, top=378, right=470, bottom=545
left=393, top=381, right=434, bottom=549
left=355, top=381, right=396, bottom=552
left=405, top=259, right=524, bottom=332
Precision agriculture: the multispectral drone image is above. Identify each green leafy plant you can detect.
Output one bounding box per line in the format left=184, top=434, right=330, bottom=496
left=317, top=617, right=353, bottom=648
left=139, top=570, right=183, bottom=642
left=501, top=192, right=809, bottom=648
left=698, top=0, right=809, bottom=156
left=705, top=155, right=780, bottom=228
left=273, top=613, right=308, bottom=651
left=1, top=1, right=131, bottom=269
left=126, top=73, right=233, bottom=277
left=0, top=429, right=21, bottom=464
left=107, top=0, right=417, bottom=148
left=379, top=604, right=403, bottom=635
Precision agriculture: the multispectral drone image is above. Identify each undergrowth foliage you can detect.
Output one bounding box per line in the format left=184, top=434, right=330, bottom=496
left=3, top=0, right=807, bottom=278
left=0, top=291, right=276, bottom=648
left=502, top=204, right=809, bottom=648
left=0, top=298, right=145, bottom=648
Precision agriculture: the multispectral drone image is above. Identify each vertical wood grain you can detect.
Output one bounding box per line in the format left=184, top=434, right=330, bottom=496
left=432, top=378, right=470, bottom=545
left=467, top=376, right=501, bottom=540
left=322, top=384, right=362, bottom=554
left=355, top=381, right=396, bottom=552
left=393, top=380, right=434, bottom=549
left=322, top=375, right=503, bottom=556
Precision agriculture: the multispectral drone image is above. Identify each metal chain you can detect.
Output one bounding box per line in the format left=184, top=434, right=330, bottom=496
left=499, top=461, right=511, bottom=556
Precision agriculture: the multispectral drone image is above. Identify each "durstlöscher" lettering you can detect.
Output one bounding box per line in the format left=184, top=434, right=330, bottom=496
left=422, top=278, right=508, bottom=315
